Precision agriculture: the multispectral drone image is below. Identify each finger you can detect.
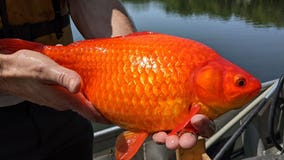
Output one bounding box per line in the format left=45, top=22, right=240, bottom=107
left=51, top=68, right=81, bottom=93
left=179, top=132, right=198, bottom=149
left=43, top=65, right=82, bottom=93
left=72, top=93, right=110, bottom=123
left=81, top=101, right=110, bottom=124
left=152, top=132, right=167, bottom=144
left=191, top=114, right=216, bottom=138
left=165, top=135, right=180, bottom=150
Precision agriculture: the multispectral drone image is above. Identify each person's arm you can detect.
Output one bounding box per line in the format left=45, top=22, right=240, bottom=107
left=68, top=0, right=136, bottom=38
left=0, top=50, right=107, bottom=123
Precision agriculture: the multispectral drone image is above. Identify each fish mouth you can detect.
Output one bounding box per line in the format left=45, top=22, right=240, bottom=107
left=245, top=78, right=261, bottom=101
left=230, top=85, right=261, bottom=109
left=251, top=81, right=261, bottom=97
left=243, top=85, right=261, bottom=105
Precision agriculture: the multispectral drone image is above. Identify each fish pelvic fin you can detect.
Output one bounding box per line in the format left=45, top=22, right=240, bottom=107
left=115, top=131, right=148, bottom=160
left=0, top=38, right=44, bottom=54
left=169, top=103, right=201, bottom=135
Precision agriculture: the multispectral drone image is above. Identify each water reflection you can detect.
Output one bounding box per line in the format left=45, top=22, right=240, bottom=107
left=122, top=0, right=284, bottom=28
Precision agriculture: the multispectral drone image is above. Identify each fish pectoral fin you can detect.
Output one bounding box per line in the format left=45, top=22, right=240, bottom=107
left=115, top=131, right=148, bottom=160
left=169, top=103, right=201, bottom=135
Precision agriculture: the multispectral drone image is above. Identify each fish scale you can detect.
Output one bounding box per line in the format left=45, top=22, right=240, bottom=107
left=86, top=39, right=188, bottom=131
left=0, top=32, right=261, bottom=160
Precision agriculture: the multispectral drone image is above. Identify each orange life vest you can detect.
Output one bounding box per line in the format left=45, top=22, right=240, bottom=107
left=0, top=0, right=73, bottom=45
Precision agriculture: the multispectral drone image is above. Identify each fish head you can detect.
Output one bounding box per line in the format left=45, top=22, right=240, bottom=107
left=192, top=59, right=261, bottom=118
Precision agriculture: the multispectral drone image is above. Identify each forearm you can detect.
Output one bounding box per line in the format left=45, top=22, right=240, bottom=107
left=68, top=0, right=136, bottom=38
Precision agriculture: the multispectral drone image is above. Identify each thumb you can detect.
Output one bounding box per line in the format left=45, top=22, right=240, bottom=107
left=44, top=65, right=82, bottom=93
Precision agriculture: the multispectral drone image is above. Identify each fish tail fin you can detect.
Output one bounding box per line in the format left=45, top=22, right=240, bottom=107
left=0, top=38, right=44, bottom=54
left=116, top=131, right=148, bottom=160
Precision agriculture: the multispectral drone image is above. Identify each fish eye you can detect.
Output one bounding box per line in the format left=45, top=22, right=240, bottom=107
left=235, top=77, right=246, bottom=87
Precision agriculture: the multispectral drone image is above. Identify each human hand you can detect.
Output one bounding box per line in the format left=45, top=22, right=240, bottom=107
left=152, top=114, right=215, bottom=150
left=0, top=49, right=107, bottom=123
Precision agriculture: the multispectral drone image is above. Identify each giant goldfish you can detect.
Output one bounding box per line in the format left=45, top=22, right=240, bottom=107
left=0, top=32, right=261, bottom=160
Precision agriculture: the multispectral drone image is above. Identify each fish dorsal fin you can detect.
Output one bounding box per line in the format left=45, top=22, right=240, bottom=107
left=115, top=131, right=148, bottom=160
left=125, top=31, right=158, bottom=37
left=113, top=31, right=159, bottom=39
left=169, top=103, right=201, bottom=135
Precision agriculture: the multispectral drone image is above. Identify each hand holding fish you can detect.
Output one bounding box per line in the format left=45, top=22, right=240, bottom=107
left=0, top=49, right=107, bottom=123
left=152, top=114, right=215, bottom=150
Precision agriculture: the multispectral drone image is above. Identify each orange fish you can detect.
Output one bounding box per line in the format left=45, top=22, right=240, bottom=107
left=0, top=32, right=261, bottom=160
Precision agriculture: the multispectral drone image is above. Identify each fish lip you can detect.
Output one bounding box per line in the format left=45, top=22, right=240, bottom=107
left=248, top=78, right=261, bottom=97
left=245, top=85, right=261, bottom=102
left=251, top=88, right=261, bottom=98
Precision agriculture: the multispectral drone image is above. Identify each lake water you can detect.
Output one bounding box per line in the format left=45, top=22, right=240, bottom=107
left=72, top=0, right=284, bottom=82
